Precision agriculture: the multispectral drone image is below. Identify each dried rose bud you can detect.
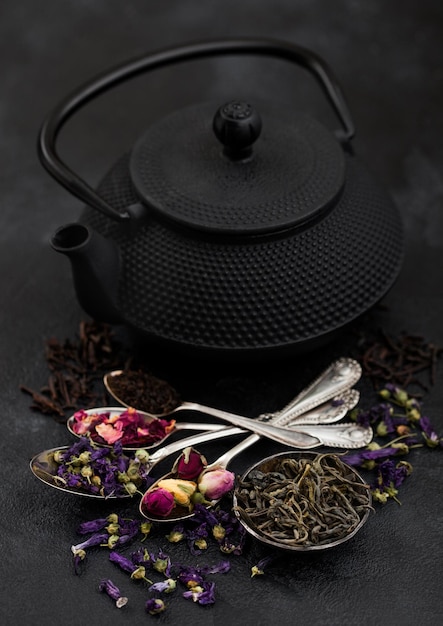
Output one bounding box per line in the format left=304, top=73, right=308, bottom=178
left=141, top=487, right=175, bottom=517
left=157, top=478, right=197, bottom=507
left=198, top=468, right=235, bottom=500
left=173, top=446, right=207, bottom=480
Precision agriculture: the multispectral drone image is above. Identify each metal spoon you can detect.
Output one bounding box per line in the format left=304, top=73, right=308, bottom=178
left=66, top=406, right=234, bottom=451
left=139, top=419, right=372, bottom=523
left=104, top=357, right=362, bottom=431
left=281, top=388, right=360, bottom=427
left=31, top=411, right=371, bottom=500
left=140, top=435, right=261, bottom=522
left=29, top=426, right=244, bottom=499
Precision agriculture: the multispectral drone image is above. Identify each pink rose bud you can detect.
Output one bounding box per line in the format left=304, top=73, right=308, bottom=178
left=173, top=447, right=207, bottom=480
left=141, top=487, right=175, bottom=517
left=198, top=468, right=235, bottom=501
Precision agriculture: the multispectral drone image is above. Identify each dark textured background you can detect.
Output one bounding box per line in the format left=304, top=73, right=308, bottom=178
left=1, top=1, right=442, bottom=624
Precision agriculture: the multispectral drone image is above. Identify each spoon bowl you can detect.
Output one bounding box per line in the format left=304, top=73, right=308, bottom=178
left=233, top=450, right=372, bottom=552
left=30, top=446, right=136, bottom=499
left=30, top=426, right=245, bottom=499
left=66, top=406, right=228, bottom=450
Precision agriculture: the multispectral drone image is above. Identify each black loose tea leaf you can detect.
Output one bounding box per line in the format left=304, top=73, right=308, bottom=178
left=360, top=331, right=441, bottom=393
left=21, top=321, right=126, bottom=420
left=107, top=369, right=181, bottom=415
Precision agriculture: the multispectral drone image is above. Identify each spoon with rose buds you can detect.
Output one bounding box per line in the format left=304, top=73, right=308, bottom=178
left=139, top=414, right=372, bottom=523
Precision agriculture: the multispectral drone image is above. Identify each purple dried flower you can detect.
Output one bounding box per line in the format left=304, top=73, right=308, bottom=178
left=200, top=560, right=231, bottom=575
left=342, top=444, right=409, bottom=467
left=377, top=459, right=412, bottom=489
left=371, top=459, right=413, bottom=503
left=71, top=531, right=109, bottom=573
left=186, top=522, right=209, bottom=555
left=149, top=549, right=172, bottom=576
left=77, top=513, right=119, bottom=535
left=145, top=598, right=166, bottom=614
left=177, top=565, right=205, bottom=587
left=251, top=556, right=275, bottom=577
left=183, top=581, right=216, bottom=605
left=148, top=579, right=176, bottom=594
left=418, top=416, right=442, bottom=448
left=99, top=579, right=128, bottom=608
left=165, top=524, right=185, bottom=543
left=109, top=550, right=152, bottom=582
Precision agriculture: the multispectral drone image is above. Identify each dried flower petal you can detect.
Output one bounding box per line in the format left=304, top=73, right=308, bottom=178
left=99, top=579, right=128, bottom=608
left=145, top=598, right=166, bottom=614
left=157, top=478, right=197, bottom=507
left=182, top=581, right=216, bottom=605
left=197, top=468, right=235, bottom=500
left=141, top=487, right=175, bottom=517
left=173, top=446, right=207, bottom=480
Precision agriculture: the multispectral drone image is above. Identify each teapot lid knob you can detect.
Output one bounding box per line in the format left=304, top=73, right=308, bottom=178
left=213, top=101, right=262, bottom=160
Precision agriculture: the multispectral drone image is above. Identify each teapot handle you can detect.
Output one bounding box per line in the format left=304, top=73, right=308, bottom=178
left=38, top=38, right=355, bottom=222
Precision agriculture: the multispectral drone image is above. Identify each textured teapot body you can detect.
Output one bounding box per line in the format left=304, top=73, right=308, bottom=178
left=40, top=39, right=404, bottom=359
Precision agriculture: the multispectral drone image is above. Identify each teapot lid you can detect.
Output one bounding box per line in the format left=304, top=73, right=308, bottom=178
left=129, top=100, right=346, bottom=235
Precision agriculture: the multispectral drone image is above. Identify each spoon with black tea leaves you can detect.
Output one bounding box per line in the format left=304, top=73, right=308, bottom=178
left=104, top=357, right=362, bottom=428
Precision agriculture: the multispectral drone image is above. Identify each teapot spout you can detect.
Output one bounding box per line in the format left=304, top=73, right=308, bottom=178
left=51, top=223, right=122, bottom=323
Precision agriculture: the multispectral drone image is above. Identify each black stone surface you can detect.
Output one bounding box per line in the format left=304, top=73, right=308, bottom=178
left=1, top=2, right=442, bottom=625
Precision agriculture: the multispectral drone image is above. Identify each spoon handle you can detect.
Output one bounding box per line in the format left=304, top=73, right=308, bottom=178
left=146, top=426, right=245, bottom=471
left=178, top=404, right=323, bottom=447
left=290, top=423, right=373, bottom=448
left=259, top=357, right=362, bottom=423
left=273, top=388, right=360, bottom=427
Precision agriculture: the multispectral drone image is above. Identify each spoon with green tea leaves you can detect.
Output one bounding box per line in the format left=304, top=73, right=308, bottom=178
left=233, top=450, right=372, bottom=552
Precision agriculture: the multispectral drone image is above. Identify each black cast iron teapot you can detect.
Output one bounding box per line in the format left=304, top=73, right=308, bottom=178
left=39, top=39, right=403, bottom=359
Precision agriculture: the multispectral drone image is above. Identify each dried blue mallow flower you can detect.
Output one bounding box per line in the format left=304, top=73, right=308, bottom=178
left=251, top=556, right=275, bottom=577
left=99, top=579, right=128, bottom=608
left=130, top=547, right=151, bottom=565
left=191, top=503, right=246, bottom=554
left=418, top=416, right=442, bottom=448
left=71, top=532, right=109, bottom=572
left=177, top=565, right=205, bottom=587
left=371, top=459, right=413, bottom=504
left=140, top=521, right=153, bottom=541
left=148, top=579, right=177, bottom=594
left=342, top=442, right=410, bottom=469
left=109, top=550, right=152, bottom=582
left=186, top=522, right=209, bottom=555
left=165, top=524, right=185, bottom=543
left=145, top=598, right=166, bottom=614
left=182, top=581, right=216, bottom=605
left=77, top=513, right=119, bottom=534
left=200, top=560, right=231, bottom=575
left=149, top=549, right=172, bottom=576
